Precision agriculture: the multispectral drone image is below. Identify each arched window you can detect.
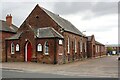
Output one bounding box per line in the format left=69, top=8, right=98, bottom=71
left=67, top=37, right=70, bottom=53
left=37, top=44, right=42, bottom=51
left=75, top=39, right=77, bottom=53
left=59, top=39, right=63, bottom=45
left=44, top=41, right=49, bottom=55
left=11, top=43, right=14, bottom=54
left=16, top=44, right=19, bottom=51
left=96, top=45, right=98, bottom=53
left=80, top=42, right=82, bottom=52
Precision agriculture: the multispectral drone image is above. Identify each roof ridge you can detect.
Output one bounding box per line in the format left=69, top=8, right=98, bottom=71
left=0, top=20, right=18, bottom=33
left=50, top=27, right=64, bottom=38
left=38, top=5, right=82, bottom=36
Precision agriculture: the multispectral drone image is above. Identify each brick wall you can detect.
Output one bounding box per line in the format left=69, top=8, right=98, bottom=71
left=18, top=5, right=61, bottom=34
left=63, top=32, right=87, bottom=63
left=1, top=31, right=16, bottom=62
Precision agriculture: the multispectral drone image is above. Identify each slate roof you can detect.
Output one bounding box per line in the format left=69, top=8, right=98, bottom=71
left=0, top=20, right=18, bottom=33
left=95, top=41, right=104, bottom=46
left=35, top=27, right=64, bottom=39
left=40, top=6, right=83, bottom=36
left=87, top=36, right=92, bottom=41
left=6, top=27, right=64, bottom=40
left=6, top=32, right=23, bottom=40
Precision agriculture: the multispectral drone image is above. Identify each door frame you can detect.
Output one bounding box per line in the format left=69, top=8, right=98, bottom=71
left=25, top=41, right=32, bottom=62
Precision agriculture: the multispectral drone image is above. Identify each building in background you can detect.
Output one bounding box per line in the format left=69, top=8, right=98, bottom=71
left=87, top=35, right=105, bottom=58
left=0, top=14, right=18, bottom=62
left=106, top=44, right=120, bottom=55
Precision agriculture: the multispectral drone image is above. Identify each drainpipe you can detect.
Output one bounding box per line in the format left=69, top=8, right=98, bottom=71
left=35, top=38, right=37, bottom=63
left=5, top=40, right=7, bottom=62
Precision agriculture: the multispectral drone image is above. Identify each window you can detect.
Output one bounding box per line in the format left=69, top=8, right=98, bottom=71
left=98, top=46, right=99, bottom=52
left=59, top=39, right=63, bottom=45
left=44, top=41, right=49, bottom=55
left=75, top=39, right=77, bottom=53
left=78, top=42, right=80, bottom=53
left=96, top=45, right=97, bottom=53
left=16, top=44, right=19, bottom=51
left=85, top=43, right=87, bottom=52
left=101, top=46, right=102, bottom=52
left=37, top=44, right=42, bottom=51
left=67, top=37, right=70, bottom=53
left=11, top=43, right=14, bottom=54
left=80, top=42, right=82, bottom=52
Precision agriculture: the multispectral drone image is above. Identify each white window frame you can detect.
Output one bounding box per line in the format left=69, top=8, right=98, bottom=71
left=80, top=42, right=82, bottom=52
left=96, top=45, right=97, bottom=53
left=11, top=43, right=15, bottom=54
left=16, top=44, right=19, bottom=51
left=59, top=39, right=63, bottom=45
left=98, top=46, right=99, bottom=52
left=44, top=41, right=49, bottom=55
left=37, top=44, right=42, bottom=52
left=67, top=37, right=70, bottom=53
left=75, top=39, right=77, bottom=53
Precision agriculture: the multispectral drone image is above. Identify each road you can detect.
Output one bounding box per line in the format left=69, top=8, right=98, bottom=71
left=1, top=55, right=119, bottom=78
left=2, top=68, right=79, bottom=78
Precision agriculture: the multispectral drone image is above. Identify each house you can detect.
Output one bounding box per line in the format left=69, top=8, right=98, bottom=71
left=87, top=35, right=105, bottom=58
left=106, top=44, right=120, bottom=55
left=0, top=14, right=18, bottom=62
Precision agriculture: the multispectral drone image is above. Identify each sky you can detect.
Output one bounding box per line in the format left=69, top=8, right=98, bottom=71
left=0, top=0, right=119, bottom=45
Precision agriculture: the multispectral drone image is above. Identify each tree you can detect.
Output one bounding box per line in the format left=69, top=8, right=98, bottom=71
left=107, top=47, right=113, bottom=52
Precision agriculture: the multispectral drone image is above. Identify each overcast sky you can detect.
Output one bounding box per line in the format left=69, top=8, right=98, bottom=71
left=1, top=0, right=119, bottom=45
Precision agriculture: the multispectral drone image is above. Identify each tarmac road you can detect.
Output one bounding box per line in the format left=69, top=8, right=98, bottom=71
left=2, top=68, right=79, bottom=78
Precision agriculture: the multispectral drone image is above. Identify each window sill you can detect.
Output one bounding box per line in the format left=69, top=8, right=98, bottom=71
left=44, top=53, right=49, bottom=55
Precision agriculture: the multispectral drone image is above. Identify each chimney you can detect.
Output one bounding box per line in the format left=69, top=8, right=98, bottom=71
left=6, top=14, right=12, bottom=26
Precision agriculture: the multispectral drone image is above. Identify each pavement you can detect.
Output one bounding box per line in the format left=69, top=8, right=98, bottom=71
left=1, top=55, right=119, bottom=78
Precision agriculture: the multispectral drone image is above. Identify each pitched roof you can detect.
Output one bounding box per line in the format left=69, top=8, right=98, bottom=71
left=0, top=20, right=18, bottom=33
left=95, top=41, right=104, bottom=46
left=6, top=32, right=23, bottom=40
left=6, top=27, right=64, bottom=40
left=39, top=6, right=83, bottom=36
left=87, top=36, right=92, bottom=41
left=87, top=35, right=95, bottom=42
left=35, top=27, right=64, bottom=39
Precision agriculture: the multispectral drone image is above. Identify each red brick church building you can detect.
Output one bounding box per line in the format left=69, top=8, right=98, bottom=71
left=5, top=4, right=105, bottom=64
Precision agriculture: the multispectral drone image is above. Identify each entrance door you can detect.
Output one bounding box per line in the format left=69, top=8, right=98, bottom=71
left=93, top=45, right=95, bottom=57
left=25, top=42, right=32, bottom=62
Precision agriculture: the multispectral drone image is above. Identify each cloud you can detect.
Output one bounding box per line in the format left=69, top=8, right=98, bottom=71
left=53, top=2, right=118, bottom=20
left=1, top=1, right=118, bottom=44
left=92, top=2, right=118, bottom=16
left=53, top=2, right=93, bottom=15
left=1, top=2, right=55, bottom=26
